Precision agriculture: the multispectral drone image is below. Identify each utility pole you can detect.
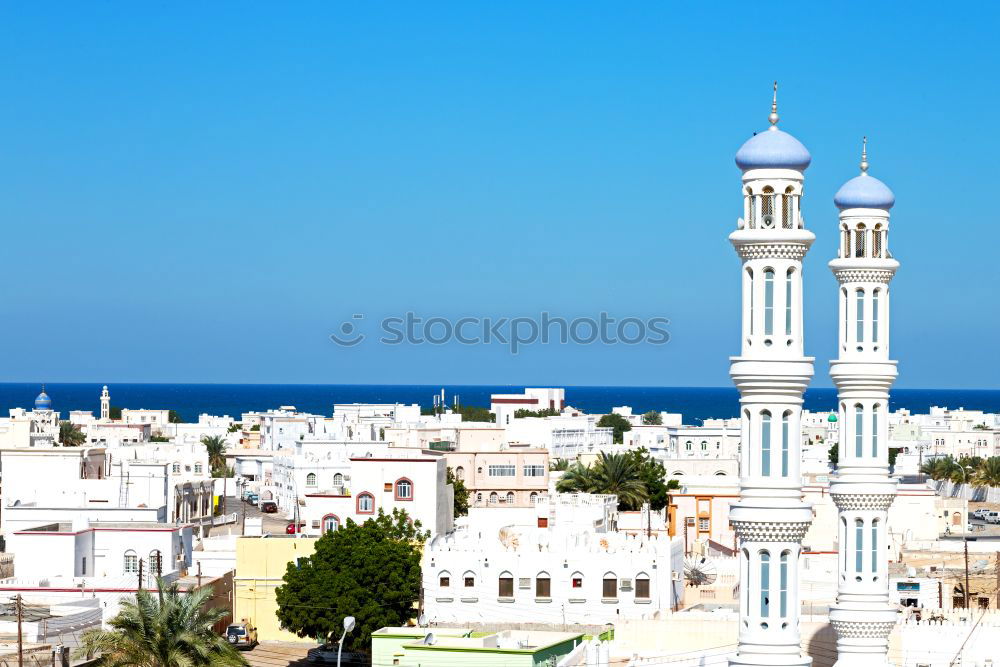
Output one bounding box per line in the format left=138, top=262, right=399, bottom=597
left=16, top=594, right=23, bottom=667
left=995, top=551, right=999, bottom=610
left=964, top=538, right=970, bottom=609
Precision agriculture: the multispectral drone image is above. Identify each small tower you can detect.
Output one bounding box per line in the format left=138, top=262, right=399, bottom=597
left=101, top=385, right=111, bottom=421
left=828, top=139, right=899, bottom=666
left=729, top=84, right=814, bottom=667
left=34, top=385, right=52, bottom=412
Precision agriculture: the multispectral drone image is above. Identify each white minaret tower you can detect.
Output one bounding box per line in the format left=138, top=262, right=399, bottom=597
left=828, top=139, right=899, bottom=666
left=100, top=385, right=111, bottom=421
left=729, top=84, right=814, bottom=667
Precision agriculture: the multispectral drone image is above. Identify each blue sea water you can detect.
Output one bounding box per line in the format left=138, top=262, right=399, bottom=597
left=3, top=383, right=1000, bottom=425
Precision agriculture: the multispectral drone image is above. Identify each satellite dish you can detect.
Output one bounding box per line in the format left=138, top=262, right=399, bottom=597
left=684, top=555, right=718, bottom=586
left=761, top=214, right=775, bottom=228
left=423, top=632, right=436, bottom=646
left=418, top=613, right=427, bottom=626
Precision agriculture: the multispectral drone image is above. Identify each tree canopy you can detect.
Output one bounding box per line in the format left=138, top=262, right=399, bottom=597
left=201, top=435, right=228, bottom=476
left=59, top=421, right=86, bottom=447
left=447, top=467, right=469, bottom=516
left=555, top=449, right=675, bottom=511
left=275, top=509, right=426, bottom=652
left=922, top=455, right=1000, bottom=488
left=168, top=410, right=184, bottom=424
left=514, top=407, right=560, bottom=418
left=597, top=413, right=632, bottom=444
left=641, top=410, right=663, bottom=426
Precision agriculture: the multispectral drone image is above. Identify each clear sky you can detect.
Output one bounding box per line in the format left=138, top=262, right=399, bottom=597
left=1, top=2, right=997, bottom=388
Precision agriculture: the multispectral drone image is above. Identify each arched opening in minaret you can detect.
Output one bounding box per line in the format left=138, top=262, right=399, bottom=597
left=785, top=268, right=794, bottom=339
left=760, top=411, right=772, bottom=476
left=839, top=516, right=847, bottom=579
left=761, top=186, right=775, bottom=227
left=855, top=289, right=865, bottom=347
left=854, top=223, right=867, bottom=257
left=781, top=411, right=791, bottom=477
left=746, top=268, right=755, bottom=338
left=872, top=404, right=880, bottom=457
left=854, top=404, right=864, bottom=458
left=763, top=269, right=775, bottom=337
left=871, top=519, right=879, bottom=579
left=841, top=288, right=848, bottom=349
left=873, top=223, right=883, bottom=257
left=854, top=518, right=864, bottom=579
left=841, top=224, right=849, bottom=258
left=781, top=187, right=793, bottom=228
left=872, top=289, right=881, bottom=344
left=779, top=550, right=790, bottom=617
left=759, top=550, right=771, bottom=623
left=746, top=187, right=755, bottom=229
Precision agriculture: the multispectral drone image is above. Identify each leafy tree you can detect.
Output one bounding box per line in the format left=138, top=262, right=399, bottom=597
left=59, top=421, right=86, bottom=447
left=109, top=406, right=122, bottom=420
left=451, top=405, right=495, bottom=422
left=828, top=443, right=838, bottom=466
left=641, top=410, right=663, bottom=426
left=447, top=467, right=469, bottom=517
left=276, top=509, right=425, bottom=653
left=972, top=457, right=1000, bottom=488
left=514, top=408, right=560, bottom=418
left=555, top=461, right=595, bottom=494
left=75, top=577, right=245, bottom=667
left=597, top=413, right=632, bottom=444
left=623, top=448, right=674, bottom=511
left=227, top=423, right=242, bottom=434
left=589, top=451, right=649, bottom=510
left=149, top=435, right=171, bottom=443
left=549, top=459, right=570, bottom=472
left=168, top=410, right=183, bottom=424
left=250, top=424, right=260, bottom=432
left=201, top=435, right=228, bottom=476
left=888, top=447, right=902, bottom=468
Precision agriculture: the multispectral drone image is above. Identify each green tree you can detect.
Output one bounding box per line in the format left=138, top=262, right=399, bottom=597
left=514, top=408, right=560, bottom=418
left=250, top=424, right=260, bottom=431
left=641, top=410, right=663, bottom=426
left=549, top=459, right=570, bottom=472
left=623, top=448, right=673, bottom=511
left=201, top=435, right=228, bottom=477
left=149, top=435, right=171, bottom=443
left=168, top=410, right=183, bottom=424
left=276, top=509, right=425, bottom=653
left=555, top=461, right=595, bottom=494
left=447, top=467, right=469, bottom=517
left=227, top=423, right=242, bottom=434
left=972, top=457, right=1000, bottom=488
left=75, top=577, right=245, bottom=667
left=589, top=451, right=649, bottom=510
left=59, top=421, right=86, bottom=447
left=109, top=406, right=122, bottom=420
left=828, top=443, right=839, bottom=466
left=597, top=413, right=632, bottom=444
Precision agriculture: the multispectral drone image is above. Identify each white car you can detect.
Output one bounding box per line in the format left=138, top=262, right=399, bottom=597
left=973, top=509, right=990, bottom=520
left=984, top=511, right=1000, bottom=524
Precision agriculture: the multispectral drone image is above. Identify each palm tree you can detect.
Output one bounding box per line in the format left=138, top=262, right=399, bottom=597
left=201, top=435, right=227, bottom=474
left=589, top=451, right=649, bottom=510
left=971, top=457, right=1000, bottom=488
left=59, top=421, right=86, bottom=447
left=549, top=459, right=570, bottom=472
left=921, top=455, right=957, bottom=481
left=76, top=578, right=246, bottom=667
left=555, top=461, right=595, bottom=493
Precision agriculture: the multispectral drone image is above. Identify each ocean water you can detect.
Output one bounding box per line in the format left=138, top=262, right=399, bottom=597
left=2, top=383, right=999, bottom=425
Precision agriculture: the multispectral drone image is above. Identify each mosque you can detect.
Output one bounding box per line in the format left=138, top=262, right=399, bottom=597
left=728, top=85, right=898, bottom=667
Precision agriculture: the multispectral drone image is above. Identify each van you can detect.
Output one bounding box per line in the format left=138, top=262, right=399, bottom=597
left=984, top=511, right=1000, bottom=524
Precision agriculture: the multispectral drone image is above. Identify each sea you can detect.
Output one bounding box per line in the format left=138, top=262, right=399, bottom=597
left=2, top=383, right=1000, bottom=425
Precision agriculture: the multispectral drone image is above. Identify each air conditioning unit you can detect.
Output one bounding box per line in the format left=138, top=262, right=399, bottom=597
left=620, top=578, right=633, bottom=591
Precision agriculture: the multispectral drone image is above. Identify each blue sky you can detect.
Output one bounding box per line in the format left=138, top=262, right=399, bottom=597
left=1, top=2, right=997, bottom=388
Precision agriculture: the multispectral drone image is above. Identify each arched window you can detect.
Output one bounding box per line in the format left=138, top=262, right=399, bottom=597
left=535, top=571, right=551, bottom=598
left=463, top=571, right=476, bottom=588
left=872, top=404, right=880, bottom=457
left=842, top=288, right=848, bottom=345
left=855, top=223, right=866, bottom=257
left=489, top=492, right=498, bottom=504
left=333, top=473, right=344, bottom=486
left=529, top=492, right=538, bottom=505
left=635, top=572, right=651, bottom=599
left=840, top=517, right=848, bottom=575
left=455, top=466, right=465, bottom=481
left=781, top=411, right=790, bottom=477
left=742, top=549, right=750, bottom=610
left=873, top=223, right=883, bottom=257
left=746, top=187, right=756, bottom=228
left=602, top=572, right=618, bottom=599
left=761, top=411, right=772, bottom=476
left=785, top=268, right=794, bottom=336
left=761, top=186, right=775, bottom=224
left=498, top=571, right=514, bottom=598
left=571, top=572, right=584, bottom=590
left=872, top=289, right=880, bottom=343
left=760, top=551, right=770, bottom=619
left=505, top=491, right=515, bottom=504
left=357, top=492, right=375, bottom=514
left=306, top=473, right=317, bottom=488
left=124, top=550, right=138, bottom=574
left=842, top=225, right=850, bottom=258
left=871, top=519, right=879, bottom=574
left=779, top=551, right=789, bottom=617
left=476, top=492, right=483, bottom=503
left=781, top=187, right=793, bottom=228
left=855, top=519, right=864, bottom=573
left=764, top=269, right=775, bottom=335
left=747, top=268, right=754, bottom=335
left=685, top=441, right=692, bottom=451
left=856, top=288, right=865, bottom=344
left=700, top=441, right=708, bottom=451
left=439, top=570, right=451, bottom=587
left=394, top=478, right=413, bottom=501
left=148, top=550, right=162, bottom=577
left=172, top=463, right=180, bottom=474
left=855, top=404, right=864, bottom=457
left=322, top=514, right=340, bottom=532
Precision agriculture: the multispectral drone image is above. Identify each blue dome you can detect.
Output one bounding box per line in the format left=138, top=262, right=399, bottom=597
left=735, top=128, right=812, bottom=171
left=834, top=173, right=895, bottom=210
left=34, top=389, right=52, bottom=411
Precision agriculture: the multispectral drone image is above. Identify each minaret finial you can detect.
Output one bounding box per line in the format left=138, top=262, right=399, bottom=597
left=768, top=81, right=779, bottom=129
left=860, top=136, right=869, bottom=174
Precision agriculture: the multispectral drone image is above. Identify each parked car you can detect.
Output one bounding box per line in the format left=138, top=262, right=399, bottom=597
left=225, top=622, right=257, bottom=650
left=973, top=508, right=990, bottom=520
left=260, top=500, right=278, bottom=513
left=307, top=645, right=365, bottom=665
left=286, top=522, right=306, bottom=534
left=985, top=511, right=1000, bottom=524
left=246, top=492, right=259, bottom=505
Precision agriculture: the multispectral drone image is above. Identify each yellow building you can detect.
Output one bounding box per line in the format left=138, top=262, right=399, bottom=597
left=234, top=535, right=318, bottom=642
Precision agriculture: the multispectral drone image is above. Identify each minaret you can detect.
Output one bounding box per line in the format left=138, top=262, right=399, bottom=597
left=729, top=84, right=814, bottom=667
left=100, top=385, right=111, bottom=421
left=828, top=138, right=899, bottom=666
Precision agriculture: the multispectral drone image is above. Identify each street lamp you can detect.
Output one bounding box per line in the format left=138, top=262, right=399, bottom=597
left=336, top=616, right=355, bottom=667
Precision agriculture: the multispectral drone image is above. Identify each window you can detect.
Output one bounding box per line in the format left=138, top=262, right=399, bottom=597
left=529, top=492, right=538, bottom=505
left=572, top=575, right=583, bottom=589
left=488, top=464, right=516, bottom=477
left=761, top=186, right=774, bottom=223
left=761, top=411, right=771, bottom=476
left=357, top=492, right=375, bottom=514
left=855, top=404, right=864, bottom=458
left=781, top=189, right=791, bottom=228
left=842, top=288, right=848, bottom=343
left=505, top=492, right=515, bottom=504
left=747, top=187, right=756, bottom=228
left=872, top=289, right=880, bottom=343
left=780, top=551, right=789, bottom=617
left=306, top=473, right=317, bottom=488
left=172, top=463, right=180, bottom=474
left=536, top=573, right=551, bottom=598
left=489, top=492, right=498, bottom=504
left=439, top=573, right=450, bottom=587
left=700, top=441, right=707, bottom=451
left=856, top=289, right=865, bottom=343
left=323, top=514, right=339, bottom=532
left=149, top=550, right=162, bottom=577
left=635, top=575, right=650, bottom=599
left=781, top=411, right=790, bottom=477
left=747, top=268, right=754, bottom=335
left=395, top=478, right=413, bottom=500
left=685, top=441, right=692, bottom=451
left=760, top=551, right=770, bottom=618
left=764, top=269, right=775, bottom=335
left=194, top=464, right=203, bottom=474
left=698, top=517, right=710, bottom=531
left=603, top=574, right=618, bottom=599
left=871, top=519, right=879, bottom=574
left=855, top=519, right=864, bottom=573
left=124, top=550, right=138, bottom=574
left=81, top=557, right=87, bottom=575
left=872, top=405, right=880, bottom=457
left=499, top=573, right=514, bottom=598
left=855, top=225, right=866, bottom=257
left=454, top=466, right=464, bottom=481
left=333, top=473, right=344, bottom=485
left=523, top=464, right=545, bottom=477
left=464, top=574, right=475, bottom=587
left=785, top=268, right=794, bottom=335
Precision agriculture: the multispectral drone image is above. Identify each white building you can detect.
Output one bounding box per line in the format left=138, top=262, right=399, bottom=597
left=490, top=388, right=565, bottom=426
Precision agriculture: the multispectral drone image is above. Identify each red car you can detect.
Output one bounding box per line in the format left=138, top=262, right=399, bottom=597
left=285, top=522, right=306, bottom=534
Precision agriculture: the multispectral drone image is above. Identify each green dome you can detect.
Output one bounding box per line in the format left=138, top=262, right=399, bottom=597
left=827, top=414, right=838, bottom=422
